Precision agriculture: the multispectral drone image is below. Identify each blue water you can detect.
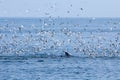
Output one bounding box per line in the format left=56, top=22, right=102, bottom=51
left=0, top=18, right=120, bottom=80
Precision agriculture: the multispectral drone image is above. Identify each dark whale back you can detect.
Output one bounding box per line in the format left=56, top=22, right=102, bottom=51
left=65, top=52, right=71, bottom=57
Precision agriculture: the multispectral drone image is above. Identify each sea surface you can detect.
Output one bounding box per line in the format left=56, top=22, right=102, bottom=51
left=0, top=17, right=120, bottom=80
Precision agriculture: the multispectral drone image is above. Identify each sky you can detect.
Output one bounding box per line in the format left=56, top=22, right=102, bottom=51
left=0, top=0, right=120, bottom=17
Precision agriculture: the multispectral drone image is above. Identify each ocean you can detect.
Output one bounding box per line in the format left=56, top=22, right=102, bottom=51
left=0, top=17, right=120, bottom=80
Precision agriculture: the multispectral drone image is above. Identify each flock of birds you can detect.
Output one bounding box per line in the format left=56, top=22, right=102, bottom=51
left=0, top=18, right=120, bottom=57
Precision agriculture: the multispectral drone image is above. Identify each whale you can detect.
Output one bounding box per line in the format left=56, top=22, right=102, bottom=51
left=64, top=51, right=71, bottom=57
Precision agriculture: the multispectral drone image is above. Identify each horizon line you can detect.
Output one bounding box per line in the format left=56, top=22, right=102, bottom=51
left=0, top=16, right=120, bottom=19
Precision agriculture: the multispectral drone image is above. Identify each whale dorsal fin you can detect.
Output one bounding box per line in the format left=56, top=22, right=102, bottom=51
left=64, top=52, right=71, bottom=57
